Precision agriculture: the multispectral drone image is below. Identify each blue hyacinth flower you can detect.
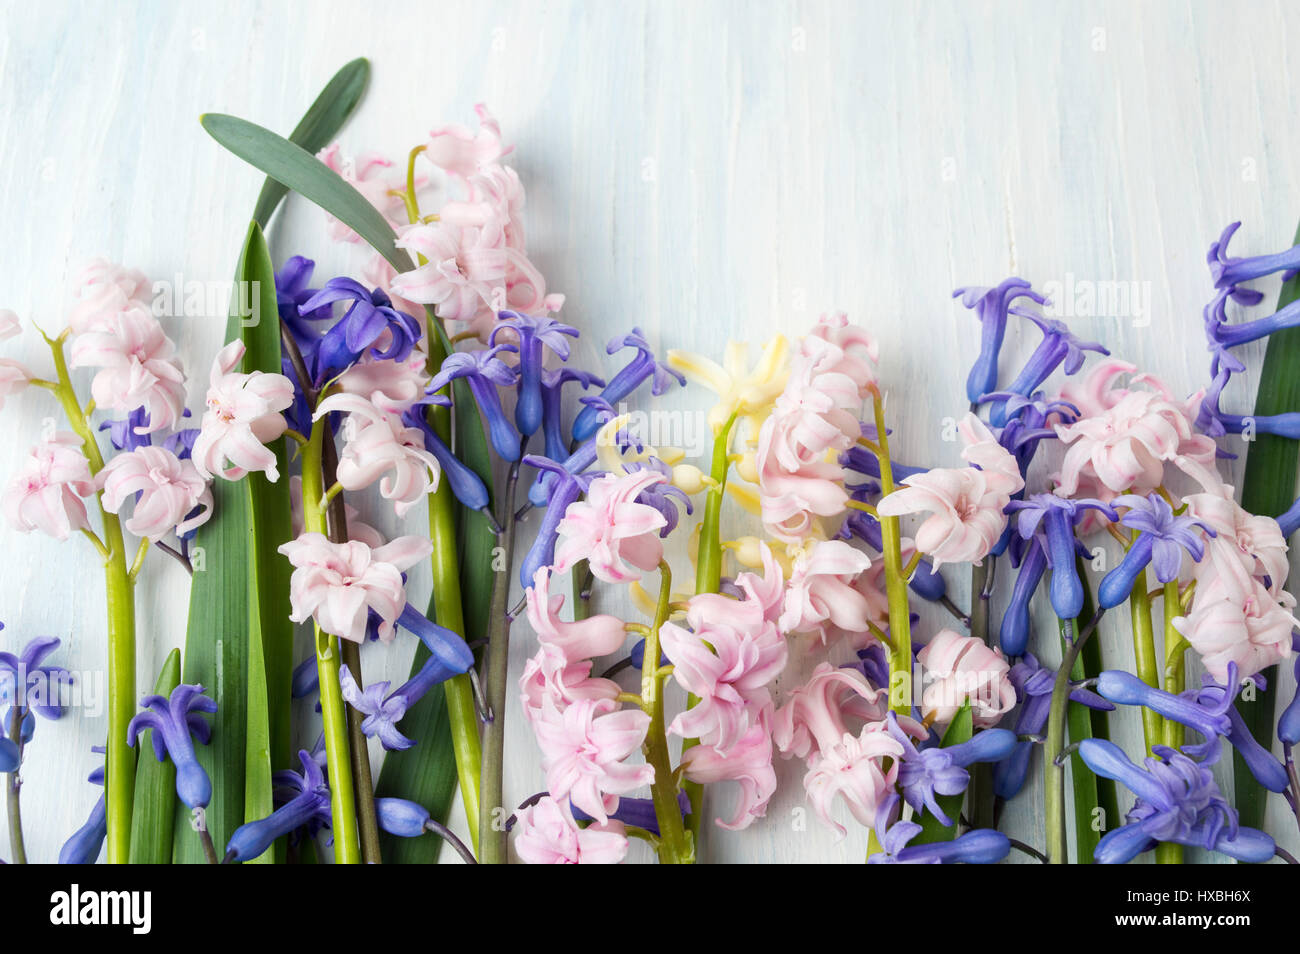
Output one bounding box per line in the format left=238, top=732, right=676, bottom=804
left=127, top=684, right=216, bottom=810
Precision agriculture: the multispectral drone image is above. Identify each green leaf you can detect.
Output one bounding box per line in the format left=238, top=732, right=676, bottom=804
left=128, top=649, right=181, bottom=864
left=1065, top=558, right=1113, bottom=863
left=912, top=700, right=973, bottom=844
left=172, top=223, right=289, bottom=863
left=252, top=59, right=370, bottom=229
left=1236, top=219, right=1300, bottom=833
left=201, top=113, right=412, bottom=273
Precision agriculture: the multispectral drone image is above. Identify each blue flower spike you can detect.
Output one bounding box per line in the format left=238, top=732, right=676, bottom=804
left=1097, top=494, right=1214, bottom=609
left=126, top=684, right=217, bottom=811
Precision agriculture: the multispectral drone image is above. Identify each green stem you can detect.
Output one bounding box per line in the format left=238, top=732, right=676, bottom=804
left=477, top=458, right=521, bottom=865
left=873, top=394, right=912, bottom=714
left=1157, top=579, right=1185, bottom=865
left=1044, top=618, right=1089, bottom=864
left=321, top=436, right=382, bottom=864
left=6, top=706, right=26, bottom=863
left=1128, top=563, right=1163, bottom=756
left=301, top=419, right=361, bottom=864
left=47, top=332, right=136, bottom=863
left=967, top=559, right=994, bottom=830
left=642, top=560, right=693, bottom=864
left=682, top=413, right=737, bottom=843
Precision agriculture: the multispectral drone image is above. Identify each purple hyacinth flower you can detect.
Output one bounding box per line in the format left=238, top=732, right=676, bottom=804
left=1079, top=738, right=1274, bottom=864
left=401, top=403, right=490, bottom=512
left=518, top=455, right=597, bottom=588
left=0, top=635, right=72, bottom=722
left=374, top=797, right=434, bottom=838
left=339, top=635, right=466, bottom=752
left=1185, top=666, right=1289, bottom=792
left=59, top=748, right=107, bottom=864
left=998, top=535, right=1047, bottom=658
left=126, top=683, right=216, bottom=810
left=98, top=406, right=153, bottom=451
left=1204, top=291, right=1300, bottom=351
left=275, top=256, right=334, bottom=358
left=492, top=311, right=579, bottom=437
left=526, top=395, right=625, bottom=507
left=0, top=733, right=15, bottom=773
left=1280, top=635, right=1300, bottom=745
left=1277, top=496, right=1300, bottom=540
left=989, top=313, right=1109, bottom=426
left=1095, top=669, right=1231, bottom=761
left=624, top=459, right=692, bottom=536
left=953, top=278, right=1049, bottom=405
left=570, top=792, right=692, bottom=835
left=570, top=327, right=684, bottom=443
left=867, top=795, right=1009, bottom=864
left=429, top=345, right=521, bottom=461
left=1207, top=221, right=1300, bottom=302
left=1196, top=363, right=1300, bottom=441
left=887, top=714, right=1016, bottom=825
left=1007, top=494, right=1117, bottom=621
left=1096, top=494, right=1214, bottom=609
left=225, top=750, right=332, bottom=863
left=298, top=278, right=422, bottom=385
left=841, top=422, right=927, bottom=482
left=985, top=392, right=1079, bottom=475
left=540, top=367, right=604, bottom=462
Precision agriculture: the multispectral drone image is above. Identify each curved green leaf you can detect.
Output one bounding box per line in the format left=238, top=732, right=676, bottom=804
left=252, top=59, right=370, bottom=229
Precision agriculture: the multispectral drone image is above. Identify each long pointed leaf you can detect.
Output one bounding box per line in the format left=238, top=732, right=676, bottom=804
left=252, top=59, right=370, bottom=229
left=912, top=700, right=973, bottom=844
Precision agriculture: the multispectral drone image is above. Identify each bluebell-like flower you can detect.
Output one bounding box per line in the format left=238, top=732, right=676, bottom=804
left=1195, top=363, right=1300, bottom=441
left=126, top=683, right=216, bottom=810
left=518, top=455, right=598, bottom=588
left=1078, top=738, right=1275, bottom=863
left=624, top=459, right=691, bottom=536
left=988, top=313, right=1109, bottom=426
left=985, top=392, right=1079, bottom=475
left=299, top=278, right=422, bottom=385
left=570, top=328, right=684, bottom=443
left=275, top=255, right=334, bottom=355
left=571, top=792, right=692, bottom=835
left=867, top=794, right=1009, bottom=864
left=998, top=535, right=1047, bottom=658
left=541, top=367, right=604, bottom=462
left=225, top=749, right=331, bottom=863
left=1007, top=494, right=1117, bottom=621
left=401, top=402, right=491, bottom=512
left=1277, top=496, right=1300, bottom=541
left=953, top=278, right=1049, bottom=405
left=1207, top=221, right=1300, bottom=301
left=1184, top=667, right=1289, bottom=792
left=339, top=640, right=466, bottom=753
left=59, top=747, right=107, bottom=864
left=429, top=345, right=521, bottom=460
left=1095, top=669, right=1231, bottom=761
left=0, top=635, right=72, bottom=722
left=993, top=653, right=1113, bottom=799
left=887, top=715, right=1015, bottom=825
left=841, top=423, right=927, bottom=483
left=1203, top=290, right=1300, bottom=351
left=1096, top=494, right=1214, bottom=609
left=98, top=407, right=153, bottom=452
left=526, top=396, right=622, bottom=507
left=492, top=312, right=579, bottom=437
left=0, top=731, right=16, bottom=773
left=1279, top=635, right=1300, bottom=745
left=374, top=797, right=435, bottom=838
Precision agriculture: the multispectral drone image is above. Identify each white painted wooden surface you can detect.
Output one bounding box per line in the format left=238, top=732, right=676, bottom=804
left=2, top=0, right=1298, bottom=864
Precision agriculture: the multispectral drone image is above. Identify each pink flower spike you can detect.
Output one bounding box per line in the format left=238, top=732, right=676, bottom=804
left=0, top=309, right=21, bottom=341
left=98, top=446, right=213, bottom=542
left=425, top=103, right=513, bottom=179
left=3, top=433, right=95, bottom=540
left=735, top=540, right=786, bottom=624
left=531, top=699, right=654, bottom=824
left=192, top=340, right=295, bottom=482
left=1174, top=573, right=1297, bottom=682
left=390, top=222, right=505, bottom=322
left=803, top=720, right=908, bottom=839
left=525, top=567, right=627, bottom=662
left=916, top=630, right=1016, bottom=729
left=317, top=145, right=408, bottom=242
left=875, top=467, right=1010, bottom=569
left=661, top=592, right=786, bottom=752
left=772, top=662, right=889, bottom=761
left=277, top=532, right=432, bottom=643
left=513, top=795, right=628, bottom=864
left=68, top=307, right=186, bottom=434
left=313, top=394, right=440, bottom=518
left=553, top=470, right=669, bottom=584
left=680, top=723, right=778, bottom=830
left=779, top=539, right=875, bottom=642
left=337, top=348, right=431, bottom=415
left=66, top=259, right=153, bottom=335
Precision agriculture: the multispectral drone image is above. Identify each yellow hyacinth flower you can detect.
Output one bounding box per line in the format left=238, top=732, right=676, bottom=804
left=667, top=335, right=789, bottom=441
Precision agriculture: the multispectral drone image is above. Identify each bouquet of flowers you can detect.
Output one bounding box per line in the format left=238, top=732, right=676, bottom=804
left=2, top=58, right=1298, bottom=866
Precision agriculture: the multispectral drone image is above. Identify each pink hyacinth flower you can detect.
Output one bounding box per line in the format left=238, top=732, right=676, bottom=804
left=317, top=146, right=408, bottom=243
left=313, top=394, right=440, bottom=518
left=802, top=719, right=910, bottom=839
left=530, top=698, right=655, bottom=824
left=65, top=259, right=153, bottom=335
left=916, top=630, right=1016, bottom=729
left=278, top=532, right=432, bottom=643
left=191, top=340, right=295, bottom=482
left=519, top=567, right=623, bottom=718
left=552, top=470, right=668, bottom=584
left=425, top=103, right=514, bottom=179
left=1174, top=572, right=1298, bottom=682
left=337, top=348, right=431, bottom=416
left=98, top=446, right=213, bottom=541
left=773, top=662, right=889, bottom=761
left=3, top=432, right=95, bottom=540
left=0, top=310, right=30, bottom=411
left=287, top=476, right=385, bottom=549
left=779, top=539, right=875, bottom=642
left=875, top=467, right=1010, bottom=569
left=662, top=592, right=787, bottom=752
left=680, top=722, right=778, bottom=830
left=513, top=795, right=627, bottom=864
left=68, top=306, right=186, bottom=435
left=735, top=540, right=786, bottom=624
left=390, top=222, right=506, bottom=322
